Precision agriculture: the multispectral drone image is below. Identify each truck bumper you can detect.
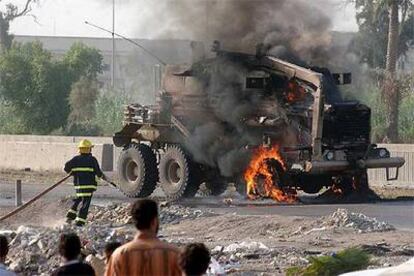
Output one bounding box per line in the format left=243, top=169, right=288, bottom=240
left=305, top=157, right=405, bottom=174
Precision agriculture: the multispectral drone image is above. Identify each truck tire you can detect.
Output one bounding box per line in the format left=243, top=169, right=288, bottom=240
left=159, top=145, right=201, bottom=200
left=117, top=143, right=158, bottom=198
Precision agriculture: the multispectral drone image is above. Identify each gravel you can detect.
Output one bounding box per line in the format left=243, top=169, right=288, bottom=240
left=89, top=203, right=215, bottom=226
left=0, top=203, right=215, bottom=275
left=321, top=208, right=395, bottom=232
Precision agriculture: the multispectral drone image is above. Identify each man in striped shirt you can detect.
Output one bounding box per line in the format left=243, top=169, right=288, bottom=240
left=105, top=199, right=182, bottom=276
left=64, top=139, right=106, bottom=227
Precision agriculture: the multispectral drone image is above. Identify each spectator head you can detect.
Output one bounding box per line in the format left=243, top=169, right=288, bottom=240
left=58, top=233, right=81, bottom=261
left=0, top=235, right=9, bottom=263
left=130, top=199, right=159, bottom=233
left=180, top=243, right=211, bottom=276
left=104, top=241, right=122, bottom=263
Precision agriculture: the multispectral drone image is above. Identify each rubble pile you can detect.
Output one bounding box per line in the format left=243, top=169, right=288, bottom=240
left=0, top=204, right=214, bottom=275
left=210, top=241, right=308, bottom=274
left=159, top=204, right=213, bottom=224
left=90, top=203, right=214, bottom=226
left=0, top=224, right=135, bottom=275
left=322, top=208, right=395, bottom=232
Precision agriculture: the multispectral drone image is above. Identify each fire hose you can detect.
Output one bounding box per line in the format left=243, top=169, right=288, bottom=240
left=0, top=175, right=118, bottom=222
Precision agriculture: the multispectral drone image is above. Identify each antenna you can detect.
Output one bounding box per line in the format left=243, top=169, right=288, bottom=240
left=84, top=21, right=166, bottom=65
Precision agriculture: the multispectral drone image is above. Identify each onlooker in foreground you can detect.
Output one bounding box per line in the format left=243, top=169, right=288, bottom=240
left=0, top=235, right=15, bottom=276
left=105, top=199, right=182, bottom=276
left=180, top=243, right=211, bottom=276
left=52, top=233, right=95, bottom=276
left=104, top=242, right=122, bottom=264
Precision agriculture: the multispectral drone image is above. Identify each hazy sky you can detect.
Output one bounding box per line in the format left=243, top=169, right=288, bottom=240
left=8, top=0, right=358, bottom=38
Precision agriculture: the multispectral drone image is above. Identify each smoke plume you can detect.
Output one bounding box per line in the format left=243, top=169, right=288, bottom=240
left=129, top=0, right=335, bottom=177
left=131, top=0, right=333, bottom=64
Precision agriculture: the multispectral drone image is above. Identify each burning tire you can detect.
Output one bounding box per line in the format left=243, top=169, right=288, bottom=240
left=117, top=143, right=158, bottom=198
left=159, top=145, right=201, bottom=200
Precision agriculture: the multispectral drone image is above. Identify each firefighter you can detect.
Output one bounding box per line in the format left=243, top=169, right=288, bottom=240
left=64, top=139, right=106, bottom=227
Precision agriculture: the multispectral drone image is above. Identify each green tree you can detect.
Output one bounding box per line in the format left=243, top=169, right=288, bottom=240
left=0, top=42, right=71, bottom=133
left=63, top=42, right=103, bottom=81
left=91, top=89, right=129, bottom=136
left=350, top=0, right=414, bottom=142
left=0, top=42, right=103, bottom=134
left=64, top=43, right=104, bottom=135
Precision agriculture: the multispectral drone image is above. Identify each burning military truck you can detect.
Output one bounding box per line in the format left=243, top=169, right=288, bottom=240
left=113, top=45, right=405, bottom=201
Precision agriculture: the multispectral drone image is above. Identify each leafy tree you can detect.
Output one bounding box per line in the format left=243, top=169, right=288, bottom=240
left=91, top=88, right=129, bottom=136
left=63, top=42, right=103, bottom=81
left=350, top=0, right=413, bottom=68
left=0, top=42, right=103, bottom=134
left=349, top=0, right=414, bottom=142
left=0, top=0, right=38, bottom=52
left=0, top=42, right=71, bottom=133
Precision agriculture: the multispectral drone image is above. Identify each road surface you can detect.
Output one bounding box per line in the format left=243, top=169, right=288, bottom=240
left=1, top=181, right=413, bottom=230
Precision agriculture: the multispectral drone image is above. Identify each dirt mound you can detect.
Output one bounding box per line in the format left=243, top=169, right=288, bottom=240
left=1, top=198, right=72, bottom=227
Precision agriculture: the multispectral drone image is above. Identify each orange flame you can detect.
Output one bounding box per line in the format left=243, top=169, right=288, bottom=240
left=244, top=146, right=297, bottom=203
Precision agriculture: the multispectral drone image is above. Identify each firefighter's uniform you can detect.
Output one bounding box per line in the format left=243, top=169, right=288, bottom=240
left=64, top=139, right=104, bottom=226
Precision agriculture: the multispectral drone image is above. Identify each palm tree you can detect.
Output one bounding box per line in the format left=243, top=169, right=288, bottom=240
left=384, top=0, right=400, bottom=142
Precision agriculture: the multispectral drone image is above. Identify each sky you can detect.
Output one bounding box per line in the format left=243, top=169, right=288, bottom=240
left=7, top=0, right=359, bottom=39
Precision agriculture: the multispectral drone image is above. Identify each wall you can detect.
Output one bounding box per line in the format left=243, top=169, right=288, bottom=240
left=0, top=136, right=412, bottom=187
left=0, top=135, right=113, bottom=172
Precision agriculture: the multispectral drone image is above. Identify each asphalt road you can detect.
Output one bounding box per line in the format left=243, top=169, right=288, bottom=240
left=1, top=182, right=413, bottom=230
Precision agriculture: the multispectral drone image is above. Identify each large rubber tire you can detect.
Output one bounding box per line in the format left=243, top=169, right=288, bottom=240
left=117, top=143, right=158, bottom=198
left=159, top=145, right=201, bottom=200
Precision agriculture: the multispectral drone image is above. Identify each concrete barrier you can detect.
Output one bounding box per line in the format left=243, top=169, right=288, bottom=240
left=0, top=135, right=113, bottom=172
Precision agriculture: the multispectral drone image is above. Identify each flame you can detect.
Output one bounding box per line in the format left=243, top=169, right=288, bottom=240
left=286, top=81, right=306, bottom=103
left=244, top=145, right=297, bottom=203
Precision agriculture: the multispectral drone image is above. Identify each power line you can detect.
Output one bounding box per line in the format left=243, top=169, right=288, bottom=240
left=84, top=20, right=166, bottom=65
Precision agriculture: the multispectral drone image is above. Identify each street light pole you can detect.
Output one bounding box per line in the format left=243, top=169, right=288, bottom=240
left=111, top=0, right=115, bottom=88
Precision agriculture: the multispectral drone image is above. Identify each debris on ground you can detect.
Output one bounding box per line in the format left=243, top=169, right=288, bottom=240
left=0, top=203, right=216, bottom=275
left=2, top=224, right=134, bottom=275
left=321, top=209, right=395, bottom=233
left=222, top=241, right=269, bottom=253
left=89, top=203, right=215, bottom=226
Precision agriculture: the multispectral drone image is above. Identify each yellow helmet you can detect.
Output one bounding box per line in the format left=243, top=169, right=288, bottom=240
left=78, top=139, right=94, bottom=153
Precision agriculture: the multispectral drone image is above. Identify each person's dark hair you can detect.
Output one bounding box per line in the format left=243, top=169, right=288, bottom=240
left=0, top=235, right=9, bottom=259
left=130, top=199, right=158, bottom=230
left=58, top=233, right=81, bottom=260
left=180, top=243, right=211, bottom=276
left=104, top=241, right=122, bottom=259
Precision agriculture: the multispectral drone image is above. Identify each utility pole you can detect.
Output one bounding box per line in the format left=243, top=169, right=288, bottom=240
left=111, top=0, right=115, bottom=88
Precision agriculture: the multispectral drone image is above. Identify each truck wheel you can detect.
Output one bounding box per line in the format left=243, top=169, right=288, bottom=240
left=159, top=145, right=201, bottom=200
left=117, top=143, right=158, bottom=198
